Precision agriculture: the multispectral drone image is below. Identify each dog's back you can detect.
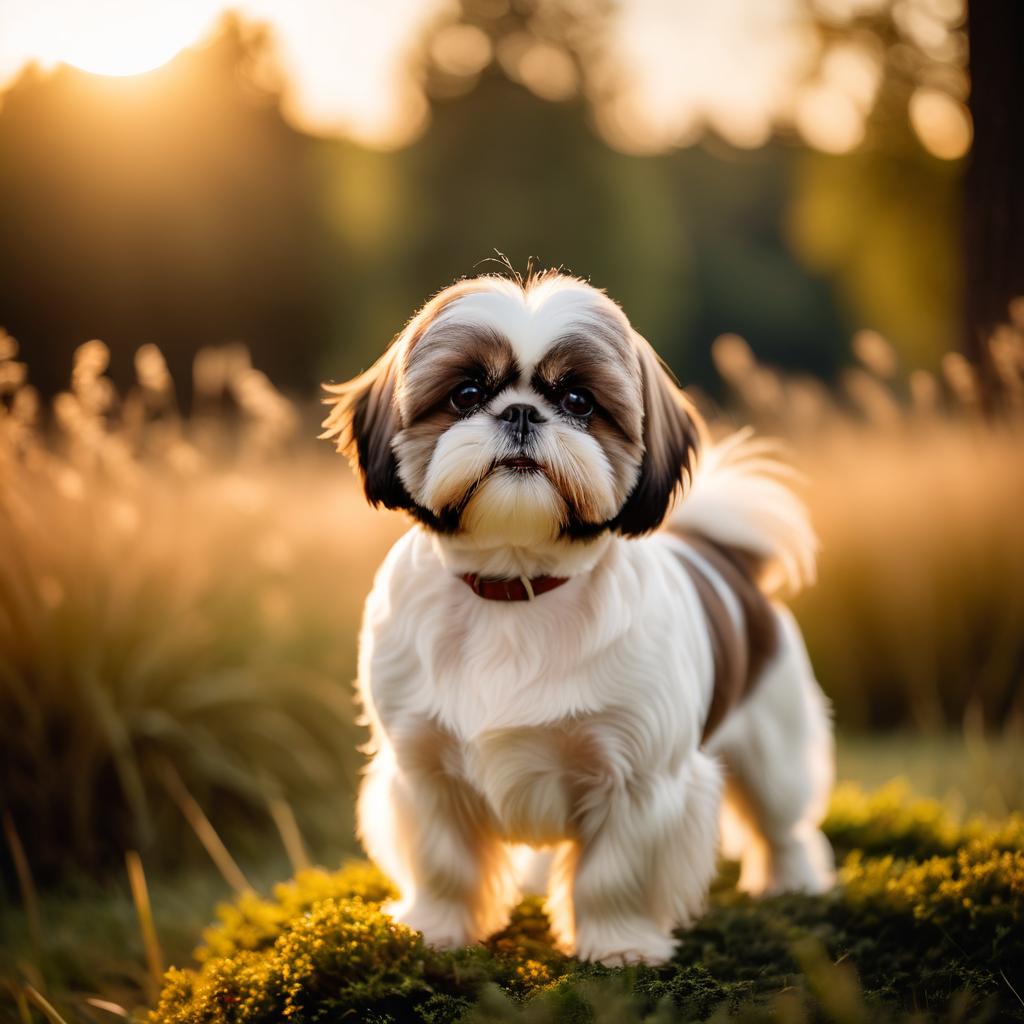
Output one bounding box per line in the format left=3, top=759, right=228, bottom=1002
left=657, top=428, right=818, bottom=741
left=657, top=432, right=834, bottom=894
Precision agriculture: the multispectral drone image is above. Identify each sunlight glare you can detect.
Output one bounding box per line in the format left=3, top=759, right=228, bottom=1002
left=509, top=40, right=578, bottom=102
left=909, top=86, right=971, bottom=160
left=0, top=0, right=971, bottom=155
left=430, top=24, right=493, bottom=78
left=236, top=0, right=440, bottom=148
left=795, top=84, right=865, bottom=153
left=596, top=0, right=818, bottom=152
left=0, top=0, right=441, bottom=147
left=0, top=0, right=220, bottom=79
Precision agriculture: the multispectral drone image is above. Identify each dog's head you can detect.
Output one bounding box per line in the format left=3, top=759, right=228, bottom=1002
left=322, top=273, right=701, bottom=544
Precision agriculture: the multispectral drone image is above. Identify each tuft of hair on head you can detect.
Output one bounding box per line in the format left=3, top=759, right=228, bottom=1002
left=610, top=333, right=704, bottom=536
left=474, top=249, right=525, bottom=289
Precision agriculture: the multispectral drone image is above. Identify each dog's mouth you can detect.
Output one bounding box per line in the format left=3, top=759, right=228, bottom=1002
left=498, top=456, right=543, bottom=473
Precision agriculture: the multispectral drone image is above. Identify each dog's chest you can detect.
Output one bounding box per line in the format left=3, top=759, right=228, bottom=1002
left=459, top=718, right=624, bottom=845
left=416, top=600, right=616, bottom=734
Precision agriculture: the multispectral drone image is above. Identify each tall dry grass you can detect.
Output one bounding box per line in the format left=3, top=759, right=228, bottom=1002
left=712, top=311, right=1024, bottom=730
left=0, top=335, right=402, bottom=879
left=1, top=315, right=1022, bottom=878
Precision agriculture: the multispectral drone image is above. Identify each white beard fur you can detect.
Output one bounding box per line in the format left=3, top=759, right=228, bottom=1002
left=354, top=429, right=835, bottom=965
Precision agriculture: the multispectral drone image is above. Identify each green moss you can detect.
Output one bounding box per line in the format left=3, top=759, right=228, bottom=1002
left=197, top=861, right=397, bottom=962
left=823, top=780, right=962, bottom=858
left=151, top=786, right=1024, bottom=1024
left=152, top=898, right=431, bottom=1023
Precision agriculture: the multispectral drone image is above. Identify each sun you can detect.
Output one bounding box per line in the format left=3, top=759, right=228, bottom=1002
left=32, top=1, right=218, bottom=78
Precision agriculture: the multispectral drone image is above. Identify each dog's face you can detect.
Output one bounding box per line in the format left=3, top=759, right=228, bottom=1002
left=322, top=273, right=700, bottom=542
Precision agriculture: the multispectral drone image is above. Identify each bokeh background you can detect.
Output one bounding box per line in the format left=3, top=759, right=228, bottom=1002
left=0, top=0, right=986, bottom=396
left=1, top=0, right=1022, bottom=1018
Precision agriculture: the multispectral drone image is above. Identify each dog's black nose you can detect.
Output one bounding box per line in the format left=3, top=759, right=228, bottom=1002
left=499, top=403, right=544, bottom=441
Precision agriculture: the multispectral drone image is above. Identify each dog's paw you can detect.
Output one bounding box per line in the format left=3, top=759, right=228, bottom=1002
left=765, top=866, right=835, bottom=896
left=765, top=831, right=836, bottom=896
left=574, top=923, right=677, bottom=966
left=382, top=898, right=474, bottom=949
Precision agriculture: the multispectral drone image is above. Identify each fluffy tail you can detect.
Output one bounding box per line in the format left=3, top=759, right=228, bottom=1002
left=670, top=428, right=818, bottom=596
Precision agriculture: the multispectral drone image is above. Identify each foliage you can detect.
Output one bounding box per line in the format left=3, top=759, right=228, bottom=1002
left=824, top=780, right=963, bottom=858
left=825, top=780, right=1024, bottom=862
left=197, top=862, right=397, bottom=963
left=0, top=335, right=393, bottom=880
left=714, top=326, right=1024, bottom=730
left=147, top=784, right=1024, bottom=1024
left=153, top=899, right=430, bottom=1024
left=834, top=733, right=1024, bottom=823
left=3, top=322, right=1024, bottom=883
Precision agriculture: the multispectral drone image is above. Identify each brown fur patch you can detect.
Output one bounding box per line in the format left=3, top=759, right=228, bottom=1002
left=402, top=324, right=518, bottom=423
left=533, top=329, right=643, bottom=442
left=586, top=417, right=644, bottom=512
left=391, top=409, right=452, bottom=500
left=667, top=531, right=779, bottom=742
left=610, top=334, right=702, bottom=536
left=320, top=278, right=503, bottom=505
left=320, top=345, right=405, bottom=508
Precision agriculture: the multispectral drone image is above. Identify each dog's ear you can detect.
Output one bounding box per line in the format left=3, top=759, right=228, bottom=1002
left=320, top=345, right=411, bottom=510
left=610, top=333, right=702, bottom=536
left=321, top=280, right=488, bottom=510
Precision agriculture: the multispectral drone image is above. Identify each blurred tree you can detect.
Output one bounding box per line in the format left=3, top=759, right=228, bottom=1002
left=788, top=147, right=960, bottom=372
left=0, top=17, right=333, bottom=403
left=965, top=0, right=1024, bottom=392
left=318, top=0, right=847, bottom=388
left=318, top=0, right=694, bottom=377
left=0, top=0, right=970, bottom=401
left=786, top=0, right=967, bottom=372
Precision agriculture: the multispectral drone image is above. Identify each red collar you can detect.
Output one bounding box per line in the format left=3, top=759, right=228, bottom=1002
left=461, top=572, right=569, bottom=602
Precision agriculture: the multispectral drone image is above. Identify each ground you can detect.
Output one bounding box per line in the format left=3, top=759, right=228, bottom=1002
left=3, top=733, right=1023, bottom=1024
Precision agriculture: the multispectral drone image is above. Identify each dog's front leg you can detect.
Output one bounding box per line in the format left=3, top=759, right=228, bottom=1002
left=550, top=750, right=722, bottom=965
left=357, top=738, right=518, bottom=949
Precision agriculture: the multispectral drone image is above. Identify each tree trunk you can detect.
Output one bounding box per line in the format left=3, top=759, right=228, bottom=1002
left=965, top=0, right=1024, bottom=394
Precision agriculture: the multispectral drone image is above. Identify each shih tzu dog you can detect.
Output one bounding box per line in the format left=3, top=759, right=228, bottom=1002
left=322, top=271, right=834, bottom=965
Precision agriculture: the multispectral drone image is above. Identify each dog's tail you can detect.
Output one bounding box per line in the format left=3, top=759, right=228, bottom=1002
left=668, top=428, right=818, bottom=596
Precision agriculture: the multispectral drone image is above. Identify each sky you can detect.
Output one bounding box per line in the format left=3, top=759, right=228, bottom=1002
left=0, top=0, right=970, bottom=157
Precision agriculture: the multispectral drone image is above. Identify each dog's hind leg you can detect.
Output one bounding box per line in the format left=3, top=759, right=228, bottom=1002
left=707, top=606, right=835, bottom=895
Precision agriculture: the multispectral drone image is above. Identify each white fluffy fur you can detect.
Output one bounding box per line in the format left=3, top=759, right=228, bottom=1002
left=679, top=429, right=818, bottom=595
left=350, top=276, right=835, bottom=965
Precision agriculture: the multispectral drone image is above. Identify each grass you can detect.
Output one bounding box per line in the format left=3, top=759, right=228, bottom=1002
left=711, top=327, right=1024, bottom=730
left=132, top=784, right=1024, bottom=1024
left=836, top=732, right=1024, bottom=821
left=3, top=738, right=1022, bottom=1024
left=792, top=422, right=1024, bottom=730
left=2, top=328, right=1024, bottom=882
left=1, top=323, right=1023, bottom=1020
left=0, top=337, right=403, bottom=880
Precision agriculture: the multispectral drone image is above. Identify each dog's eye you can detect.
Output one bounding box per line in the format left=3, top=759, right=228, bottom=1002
left=451, top=381, right=486, bottom=412
left=560, top=388, right=594, bottom=418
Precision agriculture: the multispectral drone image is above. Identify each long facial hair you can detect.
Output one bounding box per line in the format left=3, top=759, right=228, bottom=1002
left=321, top=273, right=702, bottom=548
